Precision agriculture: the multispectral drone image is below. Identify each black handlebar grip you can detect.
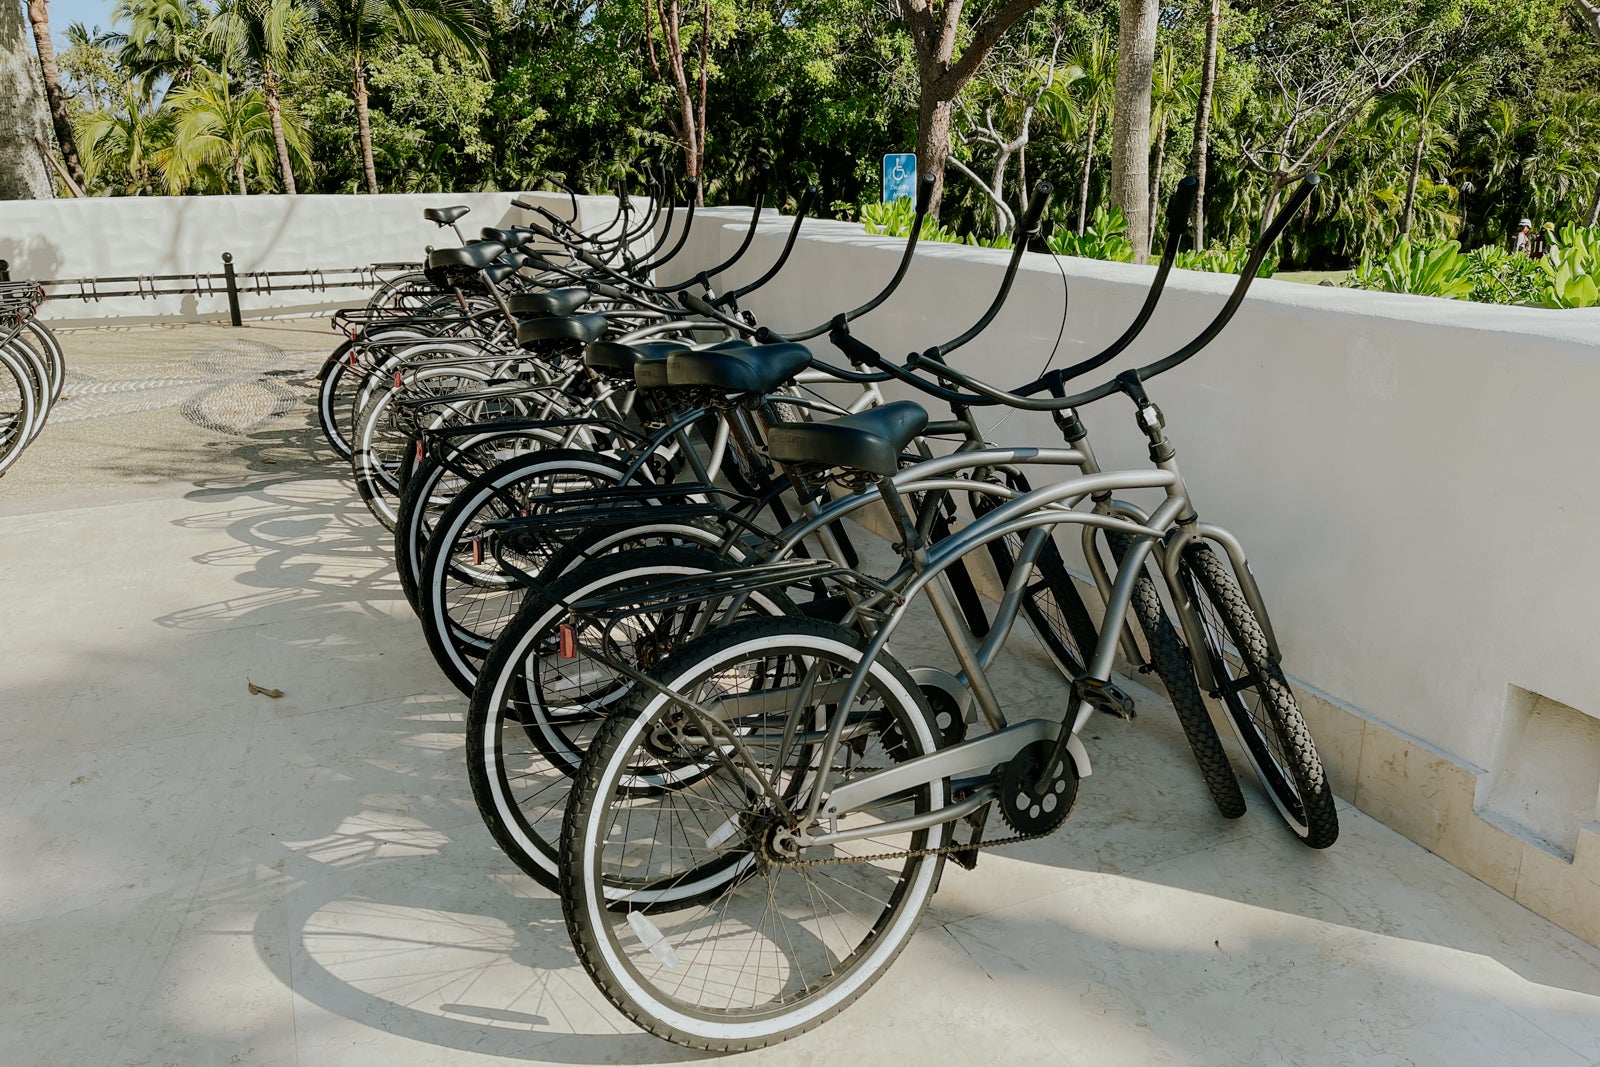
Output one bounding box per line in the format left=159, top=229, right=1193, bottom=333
left=1021, top=182, right=1054, bottom=233
left=577, top=249, right=606, bottom=269
left=915, top=173, right=936, bottom=217
left=590, top=281, right=627, bottom=301
left=524, top=252, right=557, bottom=272
left=1165, top=177, right=1199, bottom=246
left=681, top=290, right=718, bottom=317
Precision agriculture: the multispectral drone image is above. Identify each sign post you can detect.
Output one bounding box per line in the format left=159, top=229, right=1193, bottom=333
left=882, top=153, right=917, bottom=204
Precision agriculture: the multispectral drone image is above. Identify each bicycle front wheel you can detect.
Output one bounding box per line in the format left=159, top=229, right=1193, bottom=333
left=560, top=617, right=946, bottom=1051
left=1180, top=544, right=1337, bottom=847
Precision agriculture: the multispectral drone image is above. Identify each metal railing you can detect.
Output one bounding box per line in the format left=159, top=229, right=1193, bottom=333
left=0, top=254, right=420, bottom=326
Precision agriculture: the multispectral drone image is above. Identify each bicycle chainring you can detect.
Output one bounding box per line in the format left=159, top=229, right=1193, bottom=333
left=997, top=739, right=1079, bottom=836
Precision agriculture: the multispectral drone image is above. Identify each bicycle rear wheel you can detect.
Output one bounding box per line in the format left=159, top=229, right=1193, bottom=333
left=1180, top=543, right=1337, bottom=847
left=560, top=617, right=945, bottom=1051
left=468, top=546, right=794, bottom=890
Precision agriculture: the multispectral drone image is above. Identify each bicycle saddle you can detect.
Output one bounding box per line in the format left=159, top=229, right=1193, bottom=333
left=481, top=226, right=536, bottom=248
left=583, top=339, right=686, bottom=380
left=515, top=311, right=608, bottom=347
left=766, top=401, right=928, bottom=477
left=510, top=288, right=590, bottom=317
left=666, top=341, right=811, bottom=396
left=424, top=205, right=469, bottom=225
left=427, top=240, right=505, bottom=272
left=484, top=259, right=522, bottom=286
left=632, top=350, right=672, bottom=389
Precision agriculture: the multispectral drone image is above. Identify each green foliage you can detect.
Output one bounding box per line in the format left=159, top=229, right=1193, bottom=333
left=1465, top=246, right=1547, bottom=305
left=1174, top=244, right=1276, bottom=277
left=1538, top=226, right=1600, bottom=309
left=1046, top=205, right=1134, bottom=262
left=47, top=0, right=1600, bottom=316
left=1348, top=238, right=1476, bottom=299
left=859, top=197, right=961, bottom=243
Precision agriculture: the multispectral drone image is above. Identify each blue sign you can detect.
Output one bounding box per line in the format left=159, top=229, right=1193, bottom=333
left=882, top=153, right=917, bottom=203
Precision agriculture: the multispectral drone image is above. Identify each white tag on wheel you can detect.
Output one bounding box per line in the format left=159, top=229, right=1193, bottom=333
left=627, top=911, right=681, bottom=970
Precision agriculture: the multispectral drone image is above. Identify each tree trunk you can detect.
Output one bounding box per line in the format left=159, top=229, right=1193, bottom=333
left=1400, top=128, right=1425, bottom=237
left=263, top=61, right=296, bottom=195
left=353, top=58, right=378, bottom=195
left=1076, top=108, right=1097, bottom=234
left=1587, top=177, right=1600, bottom=228
left=1191, top=0, right=1220, bottom=250
left=916, top=92, right=955, bottom=219
left=1110, top=0, right=1159, bottom=262
left=1147, top=115, right=1166, bottom=250
left=0, top=0, right=53, bottom=199
left=26, top=0, right=81, bottom=190
left=234, top=154, right=247, bottom=195
left=1017, top=143, right=1027, bottom=209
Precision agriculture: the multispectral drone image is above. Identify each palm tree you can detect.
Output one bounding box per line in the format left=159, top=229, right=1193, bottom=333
left=1374, top=68, right=1485, bottom=238
left=2, top=0, right=55, bottom=198
left=208, top=0, right=310, bottom=193
left=1146, top=43, right=1198, bottom=249
left=1040, top=31, right=1114, bottom=235
left=163, top=69, right=306, bottom=193
left=302, top=0, right=483, bottom=194
left=26, top=0, right=85, bottom=189
left=76, top=89, right=171, bottom=194
left=112, top=0, right=212, bottom=101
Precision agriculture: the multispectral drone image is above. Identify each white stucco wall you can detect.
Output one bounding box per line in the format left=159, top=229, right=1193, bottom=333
left=683, top=214, right=1600, bottom=819
left=0, top=191, right=641, bottom=324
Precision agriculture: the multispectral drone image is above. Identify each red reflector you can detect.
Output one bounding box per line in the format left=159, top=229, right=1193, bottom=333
left=471, top=536, right=482, bottom=566
left=559, top=624, right=577, bottom=659
left=415, top=439, right=424, bottom=463
left=393, top=370, right=403, bottom=389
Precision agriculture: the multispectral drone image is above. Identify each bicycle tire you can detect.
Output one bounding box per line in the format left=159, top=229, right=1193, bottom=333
left=416, top=449, right=635, bottom=694
left=468, top=546, right=795, bottom=891
left=1103, top=531, right=1246, bottom=818
left=1180, top=543, right=1338, bottom=847
left=560, top=616, right=945, bottom=1051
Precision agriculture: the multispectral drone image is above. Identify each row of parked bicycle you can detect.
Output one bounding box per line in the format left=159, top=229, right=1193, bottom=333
left=0, top=284, right=66, bottom=477
left=314, top=169, right=1336, bottom=1051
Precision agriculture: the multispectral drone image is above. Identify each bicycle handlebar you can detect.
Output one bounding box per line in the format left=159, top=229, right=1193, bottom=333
left=921, top=182, right=1053, bottom=362
left=904, top=173, right=1323, bottom=412
left=717, top=183, right=818, bottom=306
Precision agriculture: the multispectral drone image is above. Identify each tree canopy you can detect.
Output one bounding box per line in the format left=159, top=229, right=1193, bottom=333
left=10, top=0, right=1599, bottom=271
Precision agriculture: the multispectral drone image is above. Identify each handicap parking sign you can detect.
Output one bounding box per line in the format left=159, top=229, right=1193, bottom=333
left=882, top=153, right=917, bottom=203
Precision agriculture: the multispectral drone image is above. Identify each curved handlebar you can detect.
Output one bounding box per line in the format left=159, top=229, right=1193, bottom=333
left=923, top=182, right=1054, bottom=362
left=904, top=173, right=1322, bottom=412
left=717, top=183, right=818, bottom=306
left=660, top=163, right=772, bottom=288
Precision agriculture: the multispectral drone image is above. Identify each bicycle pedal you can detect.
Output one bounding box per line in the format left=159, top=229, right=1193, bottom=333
left=1073, top=677, right=1136, bottom=720
left=949, top=802, right=991, bottom=871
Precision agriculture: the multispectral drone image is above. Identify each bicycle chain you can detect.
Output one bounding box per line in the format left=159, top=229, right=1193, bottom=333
left=776, top=821, right=1053, bottom=868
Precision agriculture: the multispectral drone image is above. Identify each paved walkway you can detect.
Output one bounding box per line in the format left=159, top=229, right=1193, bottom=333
left=3, top=323, right=1599, bottom=1066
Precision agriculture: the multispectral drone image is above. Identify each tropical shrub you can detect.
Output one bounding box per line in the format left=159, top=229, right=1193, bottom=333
left=860, top=198, right=962, bottom=243
left=1174, top=243, right=1277, bottom=277
left=1465, top=246, right=1547, bottom=306
left=1538, top=225, right=1600, bottom=309
left=1047, top=205, right=1135, bottom=262
left=1347, top=238, right=1475, bottom=299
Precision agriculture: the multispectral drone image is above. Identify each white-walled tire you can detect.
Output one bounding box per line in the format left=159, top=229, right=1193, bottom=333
left=559, top=617, right=946, bottom=1051
left=467, top=547, right=793, bottom=891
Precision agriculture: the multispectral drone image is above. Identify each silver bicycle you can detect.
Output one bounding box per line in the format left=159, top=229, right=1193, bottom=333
left=552, top=175, right=1334, bottom=1051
